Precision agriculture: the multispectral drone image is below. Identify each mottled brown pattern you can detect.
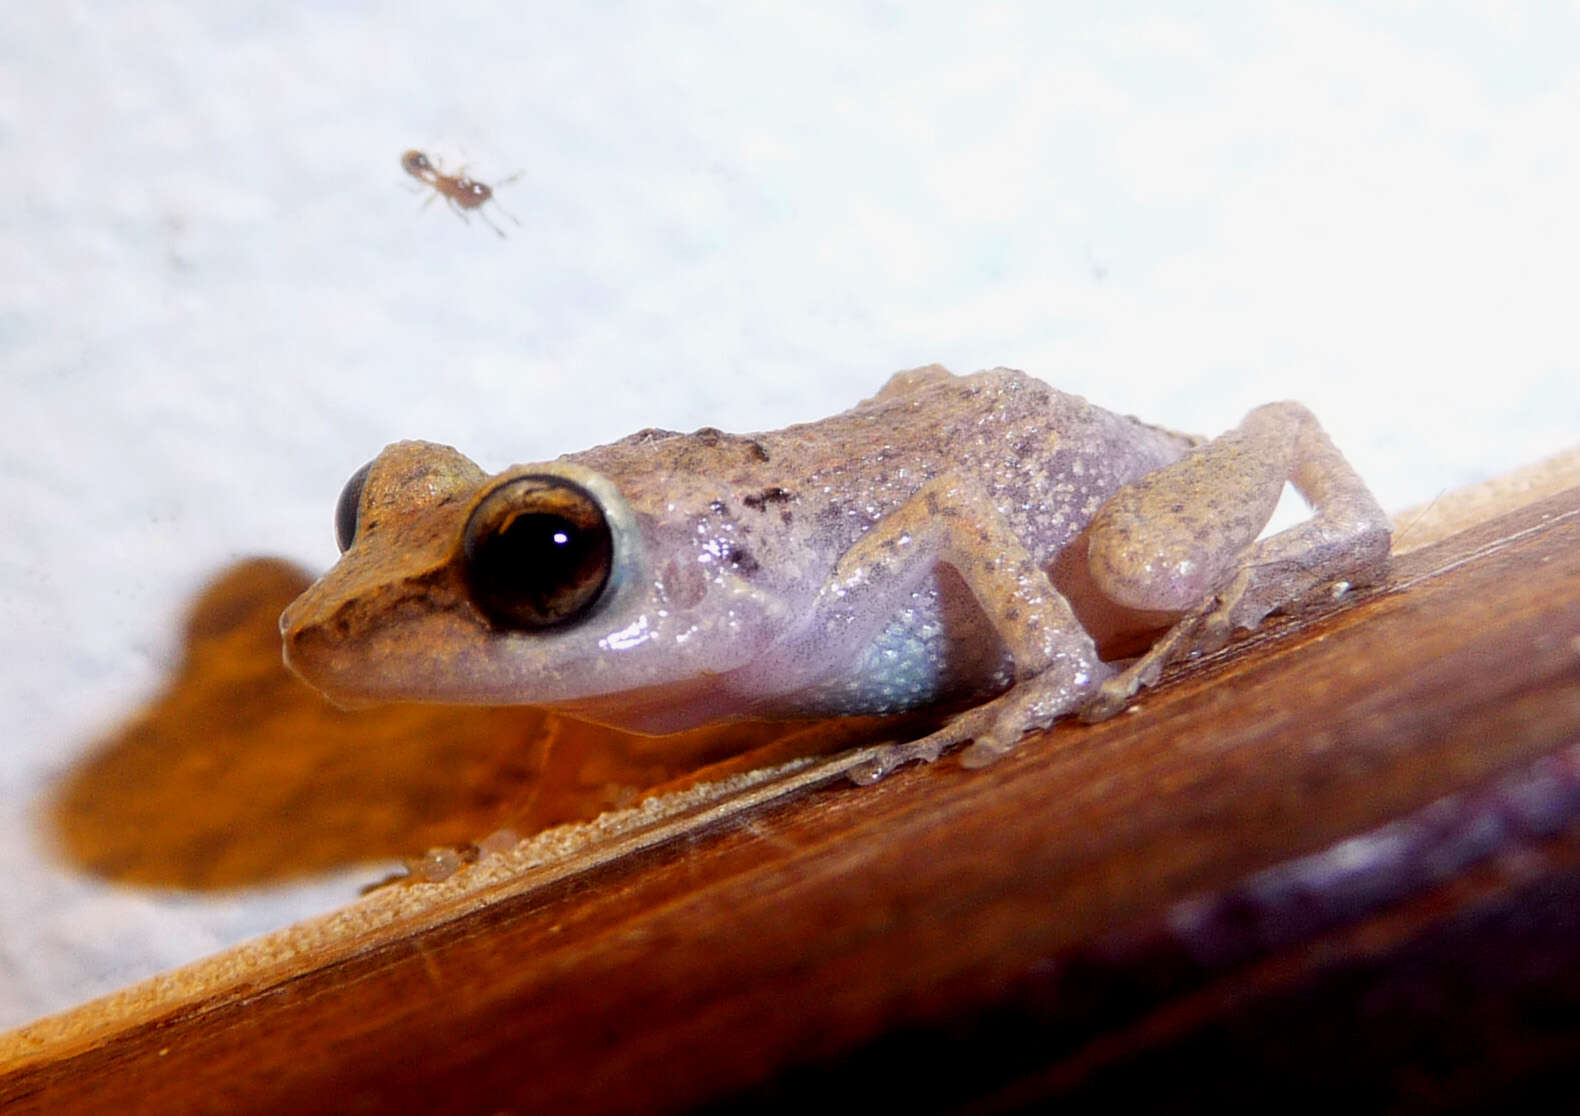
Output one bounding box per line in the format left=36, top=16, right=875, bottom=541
left=281, top=367, right=1388, bottom=766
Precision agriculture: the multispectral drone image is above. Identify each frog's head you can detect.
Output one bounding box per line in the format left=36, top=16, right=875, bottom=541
left=279, top=440, right=794, bottom=732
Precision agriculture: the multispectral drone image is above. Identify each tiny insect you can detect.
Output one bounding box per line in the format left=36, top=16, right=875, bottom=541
left=400, top=149, right=520, bottom=238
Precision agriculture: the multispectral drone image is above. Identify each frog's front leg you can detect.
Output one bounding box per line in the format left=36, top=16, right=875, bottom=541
left=731, top=476, right=1110, bottom=779
left=1080, top=402, right=1391, bottom=721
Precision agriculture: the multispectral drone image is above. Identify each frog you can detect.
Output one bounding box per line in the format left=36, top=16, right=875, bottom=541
left=280, top=365, right=1390, bottom=779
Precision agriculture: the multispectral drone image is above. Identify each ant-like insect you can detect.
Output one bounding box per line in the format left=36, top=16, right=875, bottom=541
left=401, top=149, right=520, bottom=238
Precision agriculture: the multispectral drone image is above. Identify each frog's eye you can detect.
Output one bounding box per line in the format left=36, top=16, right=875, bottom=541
left=462, top=475, right=614, bottom=629
left=334, top=460, right=374, bottom=553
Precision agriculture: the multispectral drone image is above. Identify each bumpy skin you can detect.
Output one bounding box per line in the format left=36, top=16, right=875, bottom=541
left=280, top=366, right=1390, bottom=771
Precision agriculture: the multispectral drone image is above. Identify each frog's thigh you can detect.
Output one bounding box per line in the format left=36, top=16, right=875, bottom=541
left=1082, top=402, right=1391, bottom=720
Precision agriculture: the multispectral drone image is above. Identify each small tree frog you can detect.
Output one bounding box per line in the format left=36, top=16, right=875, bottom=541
left=281, top=367, right=1390, bottom=777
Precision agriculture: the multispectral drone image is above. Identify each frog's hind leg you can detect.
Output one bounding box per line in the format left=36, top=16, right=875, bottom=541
left=1079, top=402, right=1391, bottom=721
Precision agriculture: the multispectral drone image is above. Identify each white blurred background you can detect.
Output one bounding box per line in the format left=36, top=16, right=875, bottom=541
left=2, top=2, right=1576, bottom=1027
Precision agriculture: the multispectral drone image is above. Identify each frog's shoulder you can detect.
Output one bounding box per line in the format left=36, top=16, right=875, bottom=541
left=864, top=364, right=1064, bottom=407
left=865, top=363, right=959, bottom=402
left=579, top=424, right=773, bottom=474
left=608, top=426, right=686, bottom=447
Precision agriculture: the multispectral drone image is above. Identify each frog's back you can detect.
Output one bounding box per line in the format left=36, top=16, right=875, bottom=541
left=766, top=366, right=1194, bottom=556
left=570, top=366, right=1193, bottom=561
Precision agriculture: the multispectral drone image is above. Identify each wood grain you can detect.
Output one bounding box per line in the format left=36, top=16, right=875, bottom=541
left=4, top=466, right=1579, bottom=1114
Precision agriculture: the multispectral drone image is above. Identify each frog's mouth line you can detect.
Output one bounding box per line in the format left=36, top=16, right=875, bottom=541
left=278, top=574, right=756, bottom=716
left=281, top=608, right=756, bottom=733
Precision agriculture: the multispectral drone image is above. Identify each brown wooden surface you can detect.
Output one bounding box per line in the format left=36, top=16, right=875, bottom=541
left=4, top=473, right=1580, bottom=1113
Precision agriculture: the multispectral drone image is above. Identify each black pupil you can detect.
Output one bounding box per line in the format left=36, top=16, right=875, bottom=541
left=463, top=478, right=613, bottom=629
left=495, top=513, right=592, bottom=596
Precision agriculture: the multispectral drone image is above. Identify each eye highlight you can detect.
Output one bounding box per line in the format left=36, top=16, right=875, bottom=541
left=334, top=460, right=374, bottom=553
left=462, top=475, right=615, bottom=630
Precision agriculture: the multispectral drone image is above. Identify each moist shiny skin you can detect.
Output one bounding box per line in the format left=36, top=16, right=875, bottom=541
left=280, top=364, right=1389, bottom=768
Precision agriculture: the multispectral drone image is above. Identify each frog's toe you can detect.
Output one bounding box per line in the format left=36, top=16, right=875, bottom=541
left=1079, top=647, right=1174, bottom=721
left=1078, top=682, right=1130, bottom=723
left=958, top=735, right=1017, bottom=769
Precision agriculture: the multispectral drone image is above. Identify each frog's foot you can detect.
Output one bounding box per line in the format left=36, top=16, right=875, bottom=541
left=1079, top=545, right=1372, bottom=723
left=1077, top=575, right=1252, bottom=723
left=847, top=660, right=1115, bottom=785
